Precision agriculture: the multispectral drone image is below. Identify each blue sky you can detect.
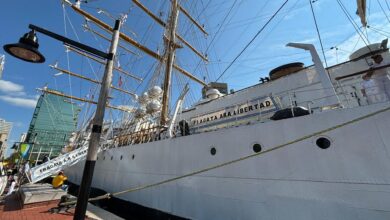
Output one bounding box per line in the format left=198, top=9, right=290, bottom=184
left=1, top=0, right=389, bottom=156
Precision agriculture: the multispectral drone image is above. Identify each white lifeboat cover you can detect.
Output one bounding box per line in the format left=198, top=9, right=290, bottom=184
left=148, top=86, right=163, bottom=99
left=349, top=43, right=381, bottom=60
left=138, top=92, right=149, bottom=105
left=146, top=100, right=161, bottom=114
left=206, top=88, right=221, bottom=99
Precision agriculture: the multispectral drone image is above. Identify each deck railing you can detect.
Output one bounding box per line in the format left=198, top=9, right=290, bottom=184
left=101, top=75, right=390, bottom=147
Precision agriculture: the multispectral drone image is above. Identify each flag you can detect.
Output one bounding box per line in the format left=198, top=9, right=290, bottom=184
left=20, top=143, right=31, bottom=159
left=118, top=76, right=123, bottom=87
left=87, top=88, right=94, bottom=100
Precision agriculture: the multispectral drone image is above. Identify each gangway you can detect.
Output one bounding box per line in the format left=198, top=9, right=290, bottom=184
left=26, top=116, right=114, bottom=183
left=26, top=144, right=89, bottom=183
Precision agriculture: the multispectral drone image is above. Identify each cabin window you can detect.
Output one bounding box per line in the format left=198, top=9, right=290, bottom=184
left=316, top=137, right=331, bottom=149
left=253, top=143, right=262, bottom=153
left=210, top=147, right=217, bottom=156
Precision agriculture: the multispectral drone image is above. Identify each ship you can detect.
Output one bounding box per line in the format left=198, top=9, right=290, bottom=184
left=24, top=0, right=390, bottom=219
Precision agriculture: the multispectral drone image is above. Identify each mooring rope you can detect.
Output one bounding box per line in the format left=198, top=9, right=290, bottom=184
left=60, top=105, right=390, bottom=206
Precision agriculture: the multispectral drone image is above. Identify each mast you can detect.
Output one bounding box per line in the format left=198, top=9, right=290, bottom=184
left=63, top=0, right=207, bottom=86
left=130, top=0, right=208, bottom=62
left=49, top=65, right=137, bottom=96
left=356, top=0, right=367, bottom=27
left=41, top=87, right=133, bottom=112
left=62, top=0, right=208, bottom=126
left=160, top=0, right=180, bottom=126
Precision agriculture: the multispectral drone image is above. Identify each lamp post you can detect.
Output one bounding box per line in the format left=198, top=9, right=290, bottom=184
left=3, top=30, right=45, bottom=63
left=4, top=19, right=122, bottom=220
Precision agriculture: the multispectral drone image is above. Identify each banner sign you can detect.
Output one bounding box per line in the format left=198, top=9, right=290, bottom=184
left=191, top=97, right=275, bottom=126
left=28, top=145, right=88, bottom=183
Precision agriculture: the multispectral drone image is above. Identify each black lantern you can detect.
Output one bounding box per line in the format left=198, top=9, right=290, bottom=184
left=3, top=30, right=45, bottom=63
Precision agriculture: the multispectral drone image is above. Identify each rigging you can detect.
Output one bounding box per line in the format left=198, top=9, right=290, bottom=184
left=336, top=0, right=371, bottom=47
left=216, top=0, right=289, bottom=82
left=309, top=0, right=329, bottom=69
left=377, top=0, right=390, bottom=25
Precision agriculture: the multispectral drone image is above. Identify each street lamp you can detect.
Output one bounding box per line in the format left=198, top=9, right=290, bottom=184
left=3, top=30, right=45, bottom=63
left=3, top=20, right=122, bottom=220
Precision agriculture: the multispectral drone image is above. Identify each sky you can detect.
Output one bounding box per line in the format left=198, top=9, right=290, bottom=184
left=1, top=0, right=390, bottom=156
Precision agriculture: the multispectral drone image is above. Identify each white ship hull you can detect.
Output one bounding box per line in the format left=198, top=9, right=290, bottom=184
left=67, top=102, right=390, bottom=220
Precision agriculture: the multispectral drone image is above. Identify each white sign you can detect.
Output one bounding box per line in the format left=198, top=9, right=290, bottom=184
left=28, top=145, right=88, bottom=183
left=191, top=97, right=275, bottom=126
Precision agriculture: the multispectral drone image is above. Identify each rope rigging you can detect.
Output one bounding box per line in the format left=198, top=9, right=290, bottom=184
left=221, top=0, right=301, bottom=82
left=309, top=0, right=329, bottom=69
left=336, top=0, right=371, bottom=47
left=386, top=0, right=390, bottom=12
left=215, top=0, right=289, bottom=82
left=62, top=3, right=76, bottom=120
left=377, top=0, right=390, bottom=25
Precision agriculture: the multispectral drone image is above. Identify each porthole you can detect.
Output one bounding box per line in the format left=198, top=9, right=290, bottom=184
left=120, top=155, right=123, bottom=160
left=132, top=154, right=135, bottom=160
left=316, top=137, right=331, bottom=149
left=210, top=147, right=216, bottom=156
left=253, top=143, right=262, bottom=153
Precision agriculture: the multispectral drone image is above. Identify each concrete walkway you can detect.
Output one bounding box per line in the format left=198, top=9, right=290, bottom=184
left=0, top=183, right=123, bottom=220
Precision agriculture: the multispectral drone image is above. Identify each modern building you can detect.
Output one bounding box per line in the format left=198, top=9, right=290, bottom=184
left=25, top=89, right=81, bottom=163
left=0, top=118, right=12, bottom=159
left=19, top=133, right=27, bottom=143
left=0, top=55, right=4, bottom=79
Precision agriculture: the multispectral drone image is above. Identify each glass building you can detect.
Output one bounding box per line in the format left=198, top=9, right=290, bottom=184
left=25, top=89, right=81, bottom=163
left=0, top=118, right=12, bottom=159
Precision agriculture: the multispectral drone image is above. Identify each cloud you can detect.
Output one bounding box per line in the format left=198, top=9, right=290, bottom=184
left=0, top=79, right=38, bottom=108
left=0, top=95, right=38, bottom=108
left=13, top=121, right=24, bottom=127
left=0, top=80, right=25, bottom=94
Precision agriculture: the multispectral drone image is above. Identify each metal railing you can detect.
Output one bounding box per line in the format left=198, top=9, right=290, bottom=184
left=103, top=76, right=390, bottom=147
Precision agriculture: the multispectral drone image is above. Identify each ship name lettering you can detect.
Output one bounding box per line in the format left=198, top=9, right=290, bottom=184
left=191, top=98, right=274, bottom=125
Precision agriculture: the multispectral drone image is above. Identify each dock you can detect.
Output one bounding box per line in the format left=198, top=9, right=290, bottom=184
left=0, top=183, right=123, bottom=220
